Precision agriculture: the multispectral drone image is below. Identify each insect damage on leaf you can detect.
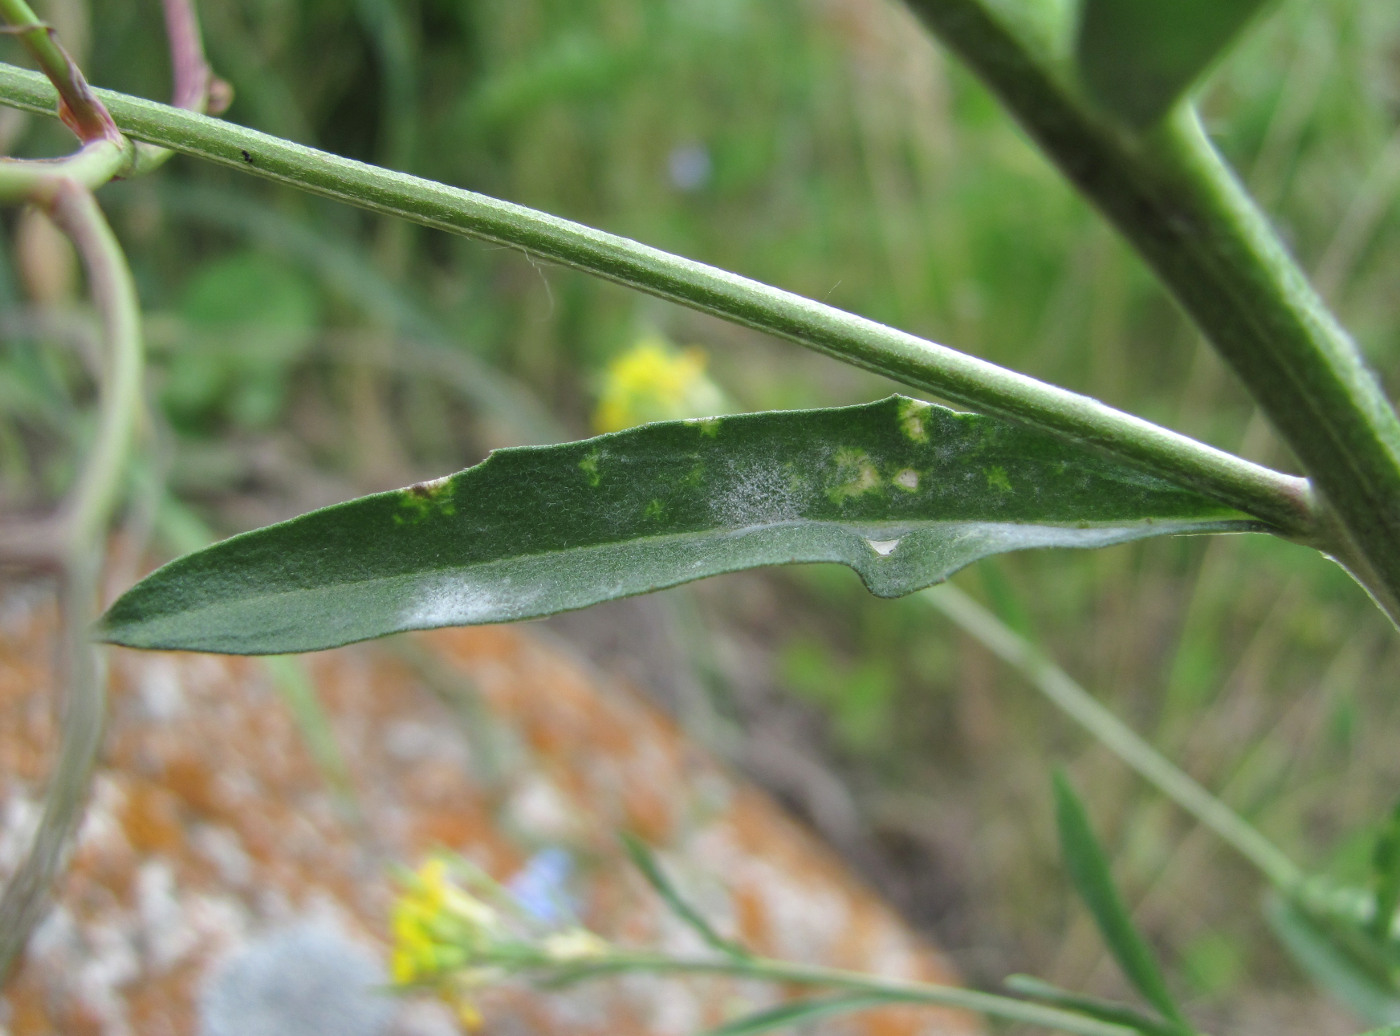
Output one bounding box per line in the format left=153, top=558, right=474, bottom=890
left=395, top=476, right=457, bottom=524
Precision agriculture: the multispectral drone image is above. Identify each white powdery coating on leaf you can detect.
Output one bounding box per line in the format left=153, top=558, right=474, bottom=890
left=709, top=459, right=800, bottom=529
left=397, top=573, right=533, bottom=628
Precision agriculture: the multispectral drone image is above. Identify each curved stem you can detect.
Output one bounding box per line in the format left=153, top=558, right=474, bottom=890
left=0, top=136, right=132, bottom=200
left=49, top=187, right=145, bottom=547
left=0, top=62, right=1313, bottom=539
left=924, top=583, right=1304, bottom=891
left=0, top=183, right=143, bottom=979
left=0, top=551, right=104, bottom=980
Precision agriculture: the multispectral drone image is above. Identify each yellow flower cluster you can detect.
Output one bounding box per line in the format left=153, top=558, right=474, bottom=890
left=593, top=336, right=727, bottom=433
left=389, top=855, right=615, bottom=1031
left=390, top=857, right=503, bottom=1029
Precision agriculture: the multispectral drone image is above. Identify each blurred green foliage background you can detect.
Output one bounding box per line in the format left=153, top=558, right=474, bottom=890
left=4, top=0, right=1400, bottom=1032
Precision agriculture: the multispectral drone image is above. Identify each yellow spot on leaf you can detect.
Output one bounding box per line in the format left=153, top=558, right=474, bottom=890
left=828, top=448, right=882, bottom=501
left=579, top=450, right=601, bottom=487
left=897, top=397, right=932, bottom=442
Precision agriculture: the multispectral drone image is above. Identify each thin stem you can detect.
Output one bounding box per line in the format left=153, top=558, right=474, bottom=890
left=900, top=0, right=1400, bottom=623
left=130, top=0, right=224, bottom=176
left=0, top=182, right=143, bottom=978
left=50, top=184, right=145, bottom=549
left=161, top=0, right=212, bottom=111
left=924, top=583, right=1304, bottom=891
left=0, top=136, right=133, bottom=200
left=0, top=0, right=117, bottom=143
left=0, top=548, right=104, bottom=980
left=0, top=63, right=1313, bottom=540
left=535, top=952, right=1145, bottom=1036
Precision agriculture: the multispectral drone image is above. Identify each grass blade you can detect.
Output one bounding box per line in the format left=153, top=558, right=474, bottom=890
left=1370, top=798, right=1400, bottom=943
left=621, top=833, right=750, bottom=961
left=1053, top=772, right=1189, bottom=1030
left=1267, top=894, right=1400, bottom=1026
left=1006, top=974, right=1180, bottom=1036
left=699, top=994, right=900, bottom=1036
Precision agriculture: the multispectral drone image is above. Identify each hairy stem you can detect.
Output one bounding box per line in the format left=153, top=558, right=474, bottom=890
left=901, top=0, right=1400, bottom=622
left=0, top=62, right=1313, bottom=540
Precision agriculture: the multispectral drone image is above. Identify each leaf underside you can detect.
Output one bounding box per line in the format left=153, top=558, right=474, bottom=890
left=99, top=396, right=1262, bottom=655
left=1076, top=0, right=1271, bottom=127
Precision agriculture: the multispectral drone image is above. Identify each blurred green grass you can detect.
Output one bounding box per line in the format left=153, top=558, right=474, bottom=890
left=4, top=0, right=1400, bottom=1031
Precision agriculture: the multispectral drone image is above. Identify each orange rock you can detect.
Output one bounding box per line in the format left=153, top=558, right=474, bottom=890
left=0, top=581, right=980, bottom=1036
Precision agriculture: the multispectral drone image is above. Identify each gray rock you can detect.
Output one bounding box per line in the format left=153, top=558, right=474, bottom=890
left=198, top=922, right=395, bottom=1036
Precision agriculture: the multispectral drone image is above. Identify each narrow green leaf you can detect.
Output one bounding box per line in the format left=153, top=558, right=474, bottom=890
left=699, top=994, right=900, bottom=1036
left=1005, top=974, right=1179, bottom=1036
left=1370, top=797, right=1400, bottom=942
left=1294, top=882, right=1400, bottom=985
left=1053, top=773, right=1190, bottom=1030
left=98, top=396, right=1262, bottom=654
left=1354, top=1029, right=1400, bottom=1036
left=1076, top=0, right=1273, bottom=127
left=620, top=833, right=750, bottom=961
left=1267, top=894, right=1400, bottom=1026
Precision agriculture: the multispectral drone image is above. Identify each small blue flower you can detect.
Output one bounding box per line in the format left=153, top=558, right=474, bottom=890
left=507, top=847, right=576, bottom=926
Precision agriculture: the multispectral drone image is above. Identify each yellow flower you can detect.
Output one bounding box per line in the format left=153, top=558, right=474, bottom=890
left=389, top=856, right=503, bottom=1028
left=388, top=853, right=620, bottom=1031
left=593, top=336, right=727, bottom=433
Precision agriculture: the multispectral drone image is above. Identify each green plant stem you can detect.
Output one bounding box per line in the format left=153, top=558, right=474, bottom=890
left=924, top=583, right=1303, bottom=891
left=0, top=62, right=1312, bottom=541
left=532, top=952, right=1145, bottom=1036
left=0, top=183, right=141, bottom=978
left=48, top=185, right=144, bottom=549
left=129, top=0, right=219, bottom=176
left=0, top=548, right=104, bottom=981
left=0, top=137, right=133, bottom=200
left=0, top=0, right=117, bottom=142
left=900, top=0, right=1400, bottom=622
